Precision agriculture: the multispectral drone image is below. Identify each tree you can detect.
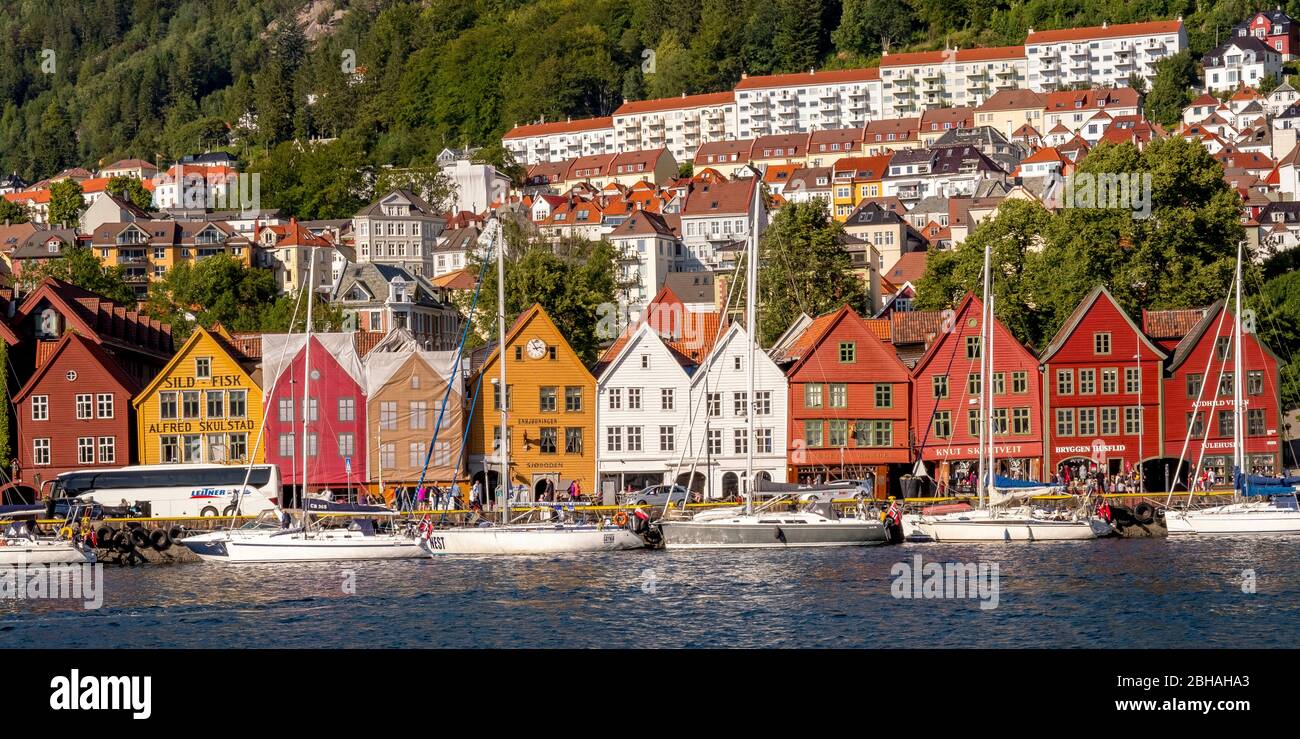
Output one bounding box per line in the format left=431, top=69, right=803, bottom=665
left=374, top=165, right=459, bottom=213
left=47, top=180, right=84, bottom=230
left=1145, top=50, right=1198, bottom=126
left=916, top=199, right=1053, bottom=348
left=757, top=200, right=864, bottom=346
left=21, top=245, right=136, bottom=305
left=833, top=0, right=915, bottom=59
left=1248, top=269, right=1300, bottom=411
left=259, top=293, right=347, bottom=333
left=473, top=224, right=619, bottom=365
left=145, top=254, right=281, bottom=339
left=0, top=198, right=29, bottom=224
left=106, top=176, right=152, bottom=210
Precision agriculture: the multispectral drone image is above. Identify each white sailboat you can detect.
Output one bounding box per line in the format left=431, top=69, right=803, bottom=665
left=0, top=519, right=96, bottom=565
left=907, top=243, right=1109, bottom=542
left=179, top=255, right=424, bottom=563
left=1166, top=241, right=1300, bottom=535
left=421, top=216, right=645, bottom=556
left=658, top=180, right=887, bottom=549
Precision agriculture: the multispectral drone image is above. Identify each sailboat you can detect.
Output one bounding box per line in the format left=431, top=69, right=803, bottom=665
left=657, top=179, right=887, bottom=549
left=420, top=216, right=645, bottom=555
left=907, top=243, right=1110, bottom=542
left=1166, top=241, right=1300, bottom=535
left=180, top=253, right=424, bottom=563
left=0, top=507, right=96, bottom=565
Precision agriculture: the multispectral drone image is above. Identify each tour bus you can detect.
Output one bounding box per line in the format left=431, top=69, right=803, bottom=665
left=47, top=464, right=281, bottom=518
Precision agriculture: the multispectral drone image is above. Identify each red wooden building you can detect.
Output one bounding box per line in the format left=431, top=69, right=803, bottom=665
left=261, top=334, right=369, bottom=495
left=12, top=333, right=139, bottom=492
left=1160, top=300, right=1284, bottom=486
left=772, top=305, right=912, bottom=497
left=1039, top=286, right=1167, bottom=483
left=911, top=293, right=1045, bottom=492
left=1, top=278, right=173, bottom=500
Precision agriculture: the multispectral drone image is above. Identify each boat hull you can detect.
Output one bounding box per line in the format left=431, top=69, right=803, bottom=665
left=659, top=520, right=887, bottom=549
left=180, top=530, right=424, bottom=563
left=423, top=525, right=646, bottom=555
left=0, top=541, right=96, bottom=565
left=909, top=513, right=1109, bottom=542
left=1166, top=504, right=1300, bottom=535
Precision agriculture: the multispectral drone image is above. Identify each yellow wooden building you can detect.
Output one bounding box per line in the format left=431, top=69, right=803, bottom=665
left=468, top=304, right=596, bottom=499
left=133, top=325, right=264, bottom=466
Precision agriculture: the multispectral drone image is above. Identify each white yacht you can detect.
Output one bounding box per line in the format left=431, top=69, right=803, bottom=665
left=0, top=521, right=96, bottom=565
left=179, top=502, right=424, bottom=563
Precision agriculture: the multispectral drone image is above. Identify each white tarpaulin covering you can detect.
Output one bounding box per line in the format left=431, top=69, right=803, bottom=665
left=261, top=333, right=368, bottom=397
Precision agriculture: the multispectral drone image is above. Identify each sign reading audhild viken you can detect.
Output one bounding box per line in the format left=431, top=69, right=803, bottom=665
left=49, top=669, right=151, bottom=720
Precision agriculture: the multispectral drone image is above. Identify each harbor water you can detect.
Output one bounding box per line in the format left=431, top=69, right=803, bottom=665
left=3, top=537, right=1298, bottom=648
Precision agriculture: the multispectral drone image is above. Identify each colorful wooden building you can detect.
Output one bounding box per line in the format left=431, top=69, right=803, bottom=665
left=1039, top=286, right=1167, bottom=482
left=468, top=304, right=597, bottom=499
left=364, top=329, right=465, bottom=497
left=12, top=333, right=139, bottom=492
left=132, top=325, right=264, bottom=466
left=260, top=333, right=370, bottom=495
left=1, top=278, right=173, bottom=498
left=1160, top=300, right=1285, bottom=485
left=772, top=305, right=912, bottom=497
left=911, top=293, right=1045, bottom=492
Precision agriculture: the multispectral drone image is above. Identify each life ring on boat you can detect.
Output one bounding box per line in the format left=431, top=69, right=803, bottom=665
left=59, top=526, right=74, bottom=540
left=613, top=511, right=630, bottom=527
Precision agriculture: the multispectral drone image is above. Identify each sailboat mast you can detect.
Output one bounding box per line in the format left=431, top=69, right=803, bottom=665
left=745, top=180, right=759, bottom=515
left=496, top=221, right=509, bottom=525
left=301, top=251, right=315, bottom=521
left=1234, top=239, right=1245, bottom=494
left=978, top=243, right=991, bottom=509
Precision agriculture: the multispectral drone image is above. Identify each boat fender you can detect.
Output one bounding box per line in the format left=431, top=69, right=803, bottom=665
left=774, top=526, right=787, bottom=544
left=1133, top=502, right=1156, bottom=525
left=131, top=527, right=152, bottom=548
left=613, top=511, right=629, bottom=528
left=149, top=529, right=171, bottom=551
left=59, top=526, right=75, bottom=540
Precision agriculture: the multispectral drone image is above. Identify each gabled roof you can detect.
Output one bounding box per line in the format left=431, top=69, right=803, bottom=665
left=13, top=331, right=139, bottom=403
left=890, top=310, right=944, bottom=346
left=1166, top=300, right=1282, bottom=372
left=132, top=325, right=260, bottom=407
left=1142, top=307, right=1208, bottom=341
left=12, top=278, right=172, bottom=356
left=884, top=251, right=928, bottom=286
left=910, top=292, right=1037, bottom=377
left=476, top=303, right=594, bottom=379
left=1038, top=285, right=1167, bottom=364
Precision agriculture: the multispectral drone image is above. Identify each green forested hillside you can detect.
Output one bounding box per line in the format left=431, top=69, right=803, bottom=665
left=0, top=1, right=1285, bottom=191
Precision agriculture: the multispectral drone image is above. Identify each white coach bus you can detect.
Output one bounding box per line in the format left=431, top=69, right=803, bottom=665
left=47, top=464, right=281, bottom=518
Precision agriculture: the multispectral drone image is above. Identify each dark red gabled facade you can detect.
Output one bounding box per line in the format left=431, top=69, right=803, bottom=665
left=1040, top=286, right=1167, bottom=480
left=1161, top=300, right=1284, bottom=484
left=911, top=293, right=1045, bottom=491
left=262, top=334, right=369, bottom=491
left=1240, top=10, right=1299, bottom=60
left=12, top=333, right=138, bottom=492
left=775, top=305, right=912, bottom=497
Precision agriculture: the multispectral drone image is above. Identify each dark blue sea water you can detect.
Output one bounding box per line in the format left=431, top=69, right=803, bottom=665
left=2, top=537, right=1298, bottom=648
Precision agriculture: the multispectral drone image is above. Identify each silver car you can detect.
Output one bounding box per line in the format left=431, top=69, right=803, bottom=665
left=628, top=484, right=690, bottom=508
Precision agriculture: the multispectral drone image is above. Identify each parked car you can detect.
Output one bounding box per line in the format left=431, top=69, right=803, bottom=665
left=627, top=484, right=690, bottom=508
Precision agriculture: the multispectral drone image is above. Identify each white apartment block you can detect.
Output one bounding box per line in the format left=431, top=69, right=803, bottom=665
left=1025, top=19, right=1186, bottom=92
left=612, top=92, right=738, bottom=164
left=679, top=178, right=762, bottom=271
left=734, top=69, right=882, bottom=140
left=502, top=117, right=615, bottom=166
left=606, top=211, right=682, bottom=307
left=880, top=46, right=1027, bottom=118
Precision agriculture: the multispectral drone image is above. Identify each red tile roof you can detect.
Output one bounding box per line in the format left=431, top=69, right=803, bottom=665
left=1026, top=20, right=1183, bottom=45
left=735, top=67, right=879, bottom=90
left=503, top=116, right=613, bottom=139
left=614, top=92, right=734, bottom=116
